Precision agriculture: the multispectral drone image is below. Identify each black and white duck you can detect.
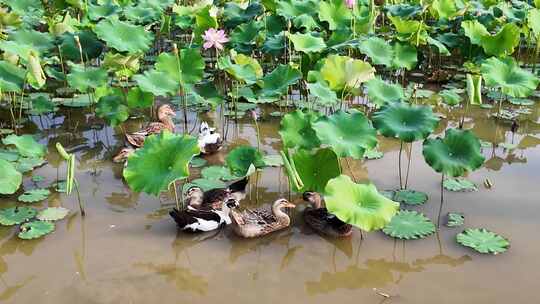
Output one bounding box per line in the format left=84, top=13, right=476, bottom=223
left=302, top=191, right=353, bottom=238
left=169, top=198, right=239, bottom=232
left=185, top=177, right=249, bottom=210
left=198, top=122, right=223, bottom=154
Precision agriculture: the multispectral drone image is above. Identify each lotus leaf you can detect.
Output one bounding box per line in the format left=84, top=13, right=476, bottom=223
left=365, top=77, right=404, bottom=105
left=446, top=212, right=464, bottom=227
left=191, top=178, right=227, bottom=192
left=259, top=64, right=302, bottom=98
left=0, top=159, right=22, bottom=194
left=364, top=148, right=383, bottom=160
left=456, top=228, right=509, bottom=254
left=318, top=0, right=351, bottom=30
left=0, top=61, right=26, bottom=93
left=320, top=55, right=375, bottom=92
left=60, top=31, right=104, bottom=62
left=383, top=210, right=435, bottom=240
left=373, top=103, right=439, bottom=143
left=325, top=175, right=399, bottom=231
left=11, top=29, right=53, bottom=53
left=18, top=188, right=50, bottom=203
left=480, top=23, right=521, bottom=57
left=37, top=207, right=69, bottom=221
left=279, top=110, right=321, bottom=150
left=290, top=148, right=341, bottom=193
left=127, top=87, right=154, bottom=109
left=18, top=220, right=55, bottom=239
left=307, top=81, right=338, bottom=106
left=226, top=146, right=265, bottom=177
left=312, top=110, right=377, bottom=159
left=123, top=132, right=200, bottom=196
left=432, top=0, right=462, bottom=20
left=134, top=70, right=178, bottom=96
left=439, top=89, right=462, bottom=106
left=190, top=157, right=207, bottom=168
left=223, top=1, right=264, bottom=27
left=263, top=155, right=283, bottom=167
left=422, top=128, right=485, bottom=177
left=95, top=94, right=129, bottom=127
left=287, top=32, right=326, bottom=54
left=94, top=18, right=154, bottom=53
left=218, top=56, right=259, bottom=84
left=392, top=189, right=428, bottom=206
left=201, top=166, right=237, bottom=181
left=155, top=49, right=205, bottom=84
left=28, top=95, right=58, bottom=115
left=359, top=37, right=394, bottom=67
left=443, top=178, right=478, bottom=192
left=15, top=157, right=45, bottom=173
left=2, top=134, right=45, bottom=158
left=67, top=64, right=108, bottom=93
left=481, top=57, right=539, bottom=98
left=0, top=207, right=37, bottom=226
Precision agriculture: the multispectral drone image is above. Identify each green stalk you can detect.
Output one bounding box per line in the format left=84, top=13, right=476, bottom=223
left=280, top=150, right=302, bottom=190
left=287, top=149, right=304, bottom=188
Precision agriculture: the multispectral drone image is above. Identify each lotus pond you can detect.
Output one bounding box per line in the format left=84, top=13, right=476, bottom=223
left=1, top=0, right=540, bottom=303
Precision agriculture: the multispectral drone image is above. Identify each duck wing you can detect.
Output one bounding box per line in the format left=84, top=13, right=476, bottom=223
left=304, top=208, right=353, bottom=237
left=201, top=188, right=229, bottom=210
left=169, top=208, right=223, bottom=232
left=125, top=133, right=146, bottom=148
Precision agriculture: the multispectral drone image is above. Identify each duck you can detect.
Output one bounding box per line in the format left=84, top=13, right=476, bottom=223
left=112, top=147, right=135, bottom=165
left=169, top=198, right=239, bottom=232
left=302, top=191, right=353, bottom=238
left=125, top=104, right=176, bottom=148
left=198, top=122, right=223, bottom=154
left=185, top=177, right=249, bottom=211
left=230, top=198, right=296, bottom=238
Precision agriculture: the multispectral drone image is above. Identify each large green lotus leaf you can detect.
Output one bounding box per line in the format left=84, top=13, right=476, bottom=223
left=461, top=20, right=489, bottom=45
left=480, top=23, right=521, bottom=57
left=318, top=0, right=351, bottom=30
left=87, top=1, right=120, bottom=20
left=11, top=29, right=54, bottom=54
left=279, top=110, right=321, bottom=150
left=0, top=207, right=37, bottom=226
left=359, top=37, right=394, bottom=67
left=432, top=0, right=462, bottom=20
left=0, top=61, right=26, bottom=93
left=481, top=57, right=539, bottom=98
left=383, top=210, right=435, bottom=240
left=127, top=87, right=154, bottom=109
left=18, top=188, right=50, bottom=203
left=223, top=1, right=264, bottom=28
left=291, top=148, right=341, bottom=193
left=218, top=56, right=259, bottom=84
left=155, top=49, right=204, bottom=84
left=388, top=15, right=421, bottom=34
left=373, top=103, right=439, bottom=143
left=456, top=228, right=509, bottom=254
left=94, top=18, right=154, bottom=53
left=225, top=145, right=265, bottom=177
left=27, top=95, right=58, bottom=115
left=37, top=207, right=70, bottom=221
left=18, top=220, right=55, bottom=239
left=2, top=134, right=45, bottom=158
left=427, top=36, right=450, bottom=56
left=263, top=33, right=286, bottom=56
left=95, top=94, right=129, bottom=126
left=307, top=81, right=339, bottom=106
left=67, top=64, right=108, bottom=93
left=134, top=70, right=178, bottom=96
left=312, top=110, right=377, bottom=159
left=201, top=166, right=237, bottom=181
left=0, top=159, right=22, bottom=195
left=422, top=128, right=485, bottom=177
left=230, top=20, right=261, bottom=48
left=259, top=64, right=302, bottom=98
left=528, top=8, right=540, bottom=38
left=288, top=32, right=327, bottom=54
left=320, top=55, right=375, bottom=92
left=439, top=89, right=462, bottom=106
left=365, top=77, right=404, bottom=105
left=277, top=0, right=319, bottom=20
left=325, top=175, right=400, bottom=231
left=60, top=31, right=104, bottom=62
left=123, top=132, right=200, bottom=196
left=387, top=4, right=423, bottom=18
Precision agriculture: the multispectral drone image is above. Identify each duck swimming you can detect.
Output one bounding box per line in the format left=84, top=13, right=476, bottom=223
left=198, top=122, right=223, bottom=154
left=186, top=177, right=249, bottom=210
left=125, top=104, right=176, bottom=148
left=112, top=147, right=135, bottom=165
left=230, top=198, right=296, bottom=238
left=169, top=198, right=239, bottom=232
left=302, top=191, right=353, bottom=238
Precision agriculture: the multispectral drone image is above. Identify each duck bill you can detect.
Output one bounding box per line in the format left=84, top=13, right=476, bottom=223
left=284, top=202, right=296, bottom=209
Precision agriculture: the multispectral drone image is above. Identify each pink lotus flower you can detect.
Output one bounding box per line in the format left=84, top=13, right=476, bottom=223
left=345, top=0, right=355, bottom=9
left=202, top=28, right=229, bottom=51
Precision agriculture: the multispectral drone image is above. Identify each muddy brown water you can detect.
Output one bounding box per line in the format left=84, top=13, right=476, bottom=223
left=0, top=102, right=539, bottom=304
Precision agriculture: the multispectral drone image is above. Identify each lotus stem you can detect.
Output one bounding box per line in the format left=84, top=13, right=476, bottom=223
left=398, top=140, right=403, bottom=189
left=287, top=149, right=304, bottom=188
left=280, top=150, right=302, bottom=190
left=345, top=158, right=358, bottom=182
left=404, top=143, right=412, bottom=189
left=172, top=182, right=180, bottom=210
left=437, top=174, right=444, bottom=228
left=74, top=179, right=85, bottom=216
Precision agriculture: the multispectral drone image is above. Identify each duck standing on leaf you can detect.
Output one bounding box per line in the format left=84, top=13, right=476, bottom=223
left=230, top=198, right=296, bottom=238
left=302, top=191, right=353, bottom=238
left=198, top=122, right=223, bottom=154
left=125, top=104, right=176, bottom=148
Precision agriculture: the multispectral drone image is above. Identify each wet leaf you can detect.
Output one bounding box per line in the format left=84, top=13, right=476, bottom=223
left=18, top=188, right=50, bottom=203
left=383, top=210, right=435, bottom=240
left=0, top=159, right=22, bottom=195
left=2, top=134, right=45, bottom=158
left=18, top=220, right=55, bottom=239
left=0, top=207, right=37, bottom=226
left=456, top=228, right=509, bottom=254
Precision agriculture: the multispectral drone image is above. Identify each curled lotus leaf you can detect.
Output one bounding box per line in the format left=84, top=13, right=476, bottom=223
left=422, top=128, right=485, bottom=177
left=0, top=159, right=22, bottom=195
left=324, top=175, right=399, bottom=231
left=0, top=207, right=37, bottom=226
left=290, top=148, right=341, bottom=194
left=279, top=110, right=321, bottom=150
left=373, top=102, right=439, bottom=143
left=18, top=188, right=50, bottom=203
left=123, top=131, right=200, bottom=196
left=456, top=228, right=509, bottom=254
left=383, top=210, right=436, bottom=240
left=312, top=110, right=377, bottom=159
left=18, top=220, right=55, bottom=239
left=320, top=54, right=375, bottom=92
left=37, top=207, right=70, bottom=221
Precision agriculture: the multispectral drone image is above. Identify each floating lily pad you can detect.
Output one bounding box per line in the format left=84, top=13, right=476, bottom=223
left=201, top=166, right=237, bottom=181
left=37, top=207, right=70, bottom=221
left=18, top=221, right=55, bottom=239
left=2, top=134, right=46, bottom=158
left=18, top=188, right=50, bottom=203
left=383, top=210, right=436, bottom=240
left=443, top=178, right=478, bottom=192
left=392, top=189, right=428, bottom=206
left=15, top=157, right=46, bottom=173
left=32, top=175, right=45, bottom=183
left=456, top=228, right=509, bottom=254
left=364, top=148, right=384, bottom=160
left=446, top=212, right=464, bottom=227
left=0, top=207, right=37, bottom=226
left=0, top=159, right=22, bottom=195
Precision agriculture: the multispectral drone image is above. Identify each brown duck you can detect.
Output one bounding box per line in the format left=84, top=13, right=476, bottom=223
left=125, top=104, right=176, bottom=147
left=230, top=198, right=296, bottom=238
left=302, top=192, right=353, bottom=238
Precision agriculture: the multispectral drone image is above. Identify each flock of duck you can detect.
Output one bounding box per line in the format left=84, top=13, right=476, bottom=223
left=114, top=104, right=353, bottom=239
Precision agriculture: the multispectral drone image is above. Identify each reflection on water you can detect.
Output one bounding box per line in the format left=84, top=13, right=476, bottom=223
left=134, top=263, right=209, bottom=295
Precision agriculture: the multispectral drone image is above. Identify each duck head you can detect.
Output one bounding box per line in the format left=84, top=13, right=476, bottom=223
left=157, top=104, right=176, bottom=120
left=185, top=186, right=204, bottom=206
left=273, top=198, right=296, bottom=210
left=113, top=147, right=135, bottom=163
left=302, top=191, right=323, bottom=209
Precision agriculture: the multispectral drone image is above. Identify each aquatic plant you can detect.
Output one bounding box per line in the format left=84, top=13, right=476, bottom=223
left=0, top=207, right=36, bottom=226
left=37, top=207, right=70, bottom=222
left=56, top=143, right=85, bottom=216
left=18, top=220, right=55, bottom=239
left=225, top=145, right=266, bottom=177
left=202, top=28, right=229, bottom=50
left=446, top=213, right=464, bottom=228
left=0, top=159, right=22, bottom=195
left=457, top=228, right=509, bottom=254
left=382, top=210, right=436, bottom=240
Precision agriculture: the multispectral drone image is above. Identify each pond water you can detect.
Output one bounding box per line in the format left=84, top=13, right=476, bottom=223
left=1, top=101, right=539, bottom=304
